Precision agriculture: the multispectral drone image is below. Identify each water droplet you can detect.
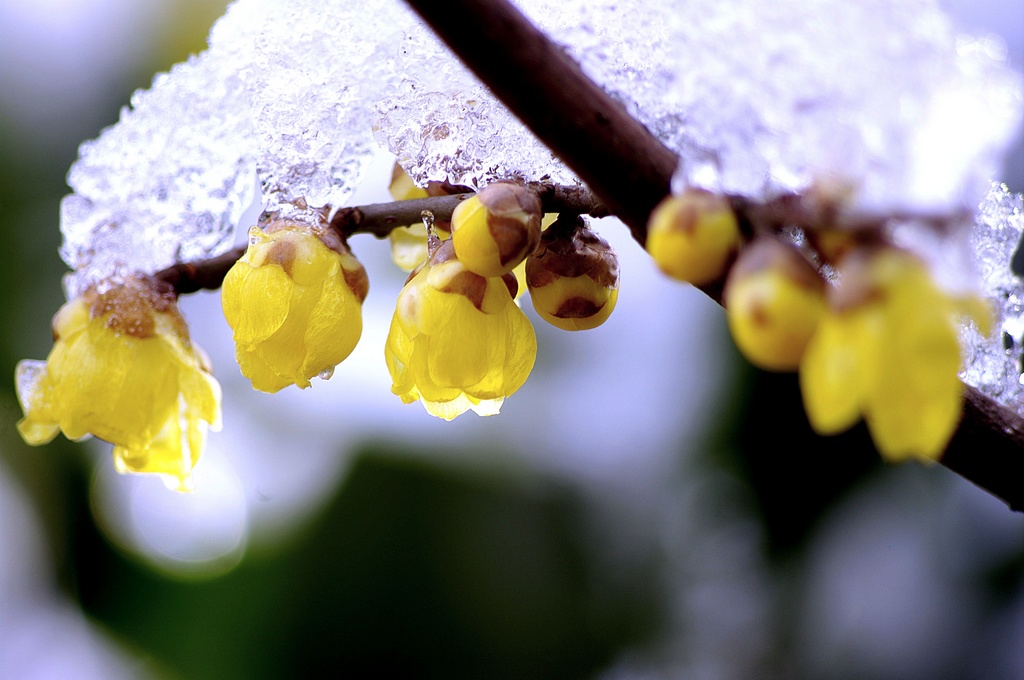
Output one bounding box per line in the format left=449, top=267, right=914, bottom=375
left=318, top=367, right=335, bottom=381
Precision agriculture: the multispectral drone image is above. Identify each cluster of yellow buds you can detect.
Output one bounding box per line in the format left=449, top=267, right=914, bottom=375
left=13, top=171, right=988, bottom=489
left=646, top=189, right=990, bottom=462
left=15, top=277, right=221, bottom=491
left=382, top=181, right=544, bottom=419
left=385, top=237, right=536, bottom=420
left=15, top=173, right=629, bottom=489
left=383, top=180, right=620, bottom=419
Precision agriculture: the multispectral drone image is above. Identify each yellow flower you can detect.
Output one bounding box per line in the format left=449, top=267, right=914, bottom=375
left=799, top=248, right=988, bottom=462
left=385, top=239, right=537, bottom=420
left=389, top=222, right=450, bottom=271
left=15, top=277, right=221, bottom=491
left=221, top=221, right=369, bottom=393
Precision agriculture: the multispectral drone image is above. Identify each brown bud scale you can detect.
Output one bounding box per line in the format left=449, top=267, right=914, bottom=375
left=344, top=264, right=371, bottom=304
left=553, top=297, right=604, bottom=319
left=526, top=215, right=619, bottom=289
left=88, top=277, right=183, bottom=340
left=438, top=270, right=489, bottom=312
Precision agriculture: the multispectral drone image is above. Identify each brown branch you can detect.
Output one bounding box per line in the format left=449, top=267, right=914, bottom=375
left=153, top=184, right=608, bottom=292
left=403, top=0, right=1024, bottom=511
left=155, top=246, right=246, bottom=296
left=328, top=193, right=473, bottom=238
left=944, top=387, right=1024, bottom=512
left=402, top=0, right=675, bottom=246
left=328, top=182, right=609, bottom=238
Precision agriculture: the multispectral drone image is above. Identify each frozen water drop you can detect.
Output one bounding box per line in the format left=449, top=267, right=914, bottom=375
left=14, top=360, right=47, bottom=412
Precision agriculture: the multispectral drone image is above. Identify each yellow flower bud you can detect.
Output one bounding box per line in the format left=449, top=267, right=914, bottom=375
left=646, top=189, right=742, bottom=285
left=450, top=182, right=542, bottom=277
left=222, top=221, right=369, bottom=393
left=15, top=277, right=221, bottom=491
left=526, top=215, right=620, bottom=331
left=725, top=237, right=827, bottom=371
left=385, top=239, right=536, bottom=420
left=800, top=248, right=988, bottom=462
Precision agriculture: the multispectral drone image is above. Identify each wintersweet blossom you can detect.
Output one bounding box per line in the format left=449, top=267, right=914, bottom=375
left=221, top=221, right=369, bottom=393
left=800, top=248, right=990, bottom=462
left=385, top=239, right=537, bottom=420
left=15, top=277, right=221, bottom=491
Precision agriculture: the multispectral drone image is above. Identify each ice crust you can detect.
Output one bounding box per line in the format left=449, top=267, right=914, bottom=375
left=60, top=46, right=257, bottom=297
left=656, top=1, right=1023, bottom=213
left=60, top=0, right=419, bottom=295
left=962, top=184, right=1024, bottom=416
left=380, top=0, right=1022, bottom=212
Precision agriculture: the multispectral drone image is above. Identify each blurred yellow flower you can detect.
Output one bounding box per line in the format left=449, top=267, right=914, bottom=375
left=221, top=221, right=369, bottom=393
left=646, top=189, right=742, bottom=286
left=800, top=249, right=989, bottom=462
left=385, top=240, right=537, bottom=420
left=15, top=277, right=221, bottom=491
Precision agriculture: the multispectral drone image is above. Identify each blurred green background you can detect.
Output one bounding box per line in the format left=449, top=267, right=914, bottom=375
left=1, top=2, right=1022, bottom=679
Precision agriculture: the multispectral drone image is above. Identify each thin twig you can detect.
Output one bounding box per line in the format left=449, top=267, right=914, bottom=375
left=945, top=387, right=1024, bottom=512
left=153, top=184, right=609, bottom=292
left=155, top=246, right=246, bottom=296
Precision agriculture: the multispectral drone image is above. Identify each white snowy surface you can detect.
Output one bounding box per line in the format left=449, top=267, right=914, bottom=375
left=59, top=0, right=1022, bottom=294
left=962, top=183, right=1024, bottom=415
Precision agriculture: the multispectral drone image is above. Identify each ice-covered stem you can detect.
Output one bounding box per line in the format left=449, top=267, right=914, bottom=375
left=404, top=0, right=1024, bottom=511
left=403, top=0, right=675, bottom=246
left=153, top=184, right=606, bottom=293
